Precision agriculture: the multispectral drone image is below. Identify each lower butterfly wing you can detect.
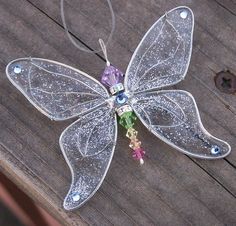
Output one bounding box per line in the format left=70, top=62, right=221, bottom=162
left=6, top=57, right=115, bottom=209
left=6, top=58, right=109, bottom=120
left=131, top=90, right=231, bottom=159
left=60, top=105, right=117, bottom=210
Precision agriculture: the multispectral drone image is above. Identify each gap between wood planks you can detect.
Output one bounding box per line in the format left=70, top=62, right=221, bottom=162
left=214, top=0, right=236, bottom=17
left=25, top=0, right=107, bottom=63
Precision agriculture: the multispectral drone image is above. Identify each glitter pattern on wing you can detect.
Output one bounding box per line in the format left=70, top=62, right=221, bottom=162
left=125, top=6, right=194, bottom=94
left=6, top=58, right=109, bottom=120
left=60, top=105, right=117, bottom=210
left=131, top=90, right=231, bottom=159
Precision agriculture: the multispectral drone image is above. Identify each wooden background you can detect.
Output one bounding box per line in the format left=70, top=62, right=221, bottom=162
left=0, top=0, right=236, bottom=225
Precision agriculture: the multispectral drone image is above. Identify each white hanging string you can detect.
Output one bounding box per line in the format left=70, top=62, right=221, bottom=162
left=99, top=38, right=110, bottom=66
left=60, top=0, right=115, bottom=54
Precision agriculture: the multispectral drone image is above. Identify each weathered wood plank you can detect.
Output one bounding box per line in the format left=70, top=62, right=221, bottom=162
left=0, top=0, right=236, bottom=225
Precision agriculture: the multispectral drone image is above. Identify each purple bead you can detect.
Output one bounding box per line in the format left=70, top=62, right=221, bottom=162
left=101, top=65, right=124, bottom=87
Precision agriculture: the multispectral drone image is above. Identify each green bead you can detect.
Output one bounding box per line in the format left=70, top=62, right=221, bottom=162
left=119, top=111, right=137, bottom=129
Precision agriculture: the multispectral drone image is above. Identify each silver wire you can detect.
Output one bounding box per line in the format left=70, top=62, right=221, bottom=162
left=60, top=0, right=115, bottom=53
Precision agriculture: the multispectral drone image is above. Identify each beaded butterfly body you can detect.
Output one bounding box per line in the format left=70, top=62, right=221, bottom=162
left=6, top=7, right=231, bottom=210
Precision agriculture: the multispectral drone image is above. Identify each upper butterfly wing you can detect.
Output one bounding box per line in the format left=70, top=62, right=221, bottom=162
left=60, top=105, right=117, bottom=210
left=124, top=6, right=193, bottom=94
left=6, top=58, right=109, bottom=120
left=131, top=90, right=231, bottom=159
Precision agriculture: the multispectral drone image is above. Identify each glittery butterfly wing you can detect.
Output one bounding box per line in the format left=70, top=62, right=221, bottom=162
left=124, top=6, right=193, bottom=94
left=131, top=90, right=230, bottom=158
left=125, top=7, right=231, bottom=158
left=6, top=58, right=109, bottom=120
left=6, top=58, right=117, bottom=209
left=60, top=105, right=117, bottom=210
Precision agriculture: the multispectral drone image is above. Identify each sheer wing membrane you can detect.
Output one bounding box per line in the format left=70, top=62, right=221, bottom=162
left=6, top=58, right=109, bottom=120
left=125, top=6, right=194, bottom=94
left=60, top=105, right=117, bottom=210
left=131, top=90, right=231, bottom=159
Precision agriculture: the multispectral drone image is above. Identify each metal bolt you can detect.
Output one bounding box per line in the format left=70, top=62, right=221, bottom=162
left=214, top=70, right=236, bottom=94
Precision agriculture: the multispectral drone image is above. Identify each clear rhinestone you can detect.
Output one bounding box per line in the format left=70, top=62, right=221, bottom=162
left=180, top=10, right=188, bottom=19
left=72, top=192, right=80, bottom=202
left=14, top=65, right=22, bottom=74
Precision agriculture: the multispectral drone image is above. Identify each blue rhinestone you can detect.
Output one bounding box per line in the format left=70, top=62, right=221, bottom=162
left=210, top=145, right=221, bottom=155
left=116, top=93, right=128, bottom=104
left=14, top=65, right=21, bottom=74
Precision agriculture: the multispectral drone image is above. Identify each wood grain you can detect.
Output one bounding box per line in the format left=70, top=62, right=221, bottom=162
left=0, top=0, right=235, bottom=225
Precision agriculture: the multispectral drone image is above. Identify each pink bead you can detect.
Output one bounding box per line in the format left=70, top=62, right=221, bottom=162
left=132, top=148, right=145, bottom=160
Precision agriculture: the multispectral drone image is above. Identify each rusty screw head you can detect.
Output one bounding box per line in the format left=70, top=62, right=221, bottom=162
left=214, top=70, right=236, bottom=94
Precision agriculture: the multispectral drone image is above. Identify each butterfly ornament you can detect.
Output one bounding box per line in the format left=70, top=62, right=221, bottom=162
left=6, top=6, right=231, bottom=210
